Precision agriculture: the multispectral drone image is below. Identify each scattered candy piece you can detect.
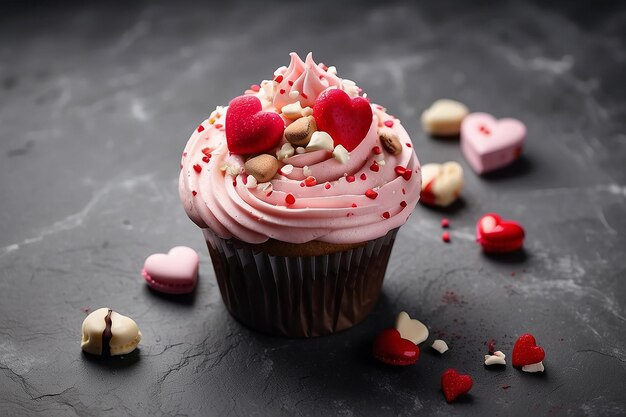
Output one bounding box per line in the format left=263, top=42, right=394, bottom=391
left=461, top=112, right=526, bottom=174
left=313, top=89, right=372, bottom=152
left=226, top=95, right=285, bottom=155
left=379, top=128, right=402, bottom=155
left=81, top=307, right=141, bottom=356
left=441, top=369, right=473, bottom=403
left=442, top=231, right=451, bottom=243
left=281, top=101, right=306, bottom=120
left=420, top=162, right=464, bottom=207
left=476, top=213, right=525, bottom=253
left=484, top=350, right=507, bottom=366
left=244, top=154, right=279, bottom=183
left=285, top=115, right=317, bottom=147
left=276, top=142, right=295, bottom=160
left=441, top=218, right=450, bottom=228
left=142, top=246, right=199, bottom=294
left=373, top=328, right=420, bottom=366
left=512, top=333, right=545, bottom=368
left=421, top=99, right=469, bottom=136
left=395, top=311, right=429, bottom=345
left=522, top=361, right=545, bottom=373
left=432, top=339, right=449, bottom=354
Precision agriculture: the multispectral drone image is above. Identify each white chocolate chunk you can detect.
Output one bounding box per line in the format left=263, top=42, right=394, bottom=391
left=296, top=147, right=305, bottom=154
left=395, top=311, right=429, bottom=345
left=306, top=131, right=334, bottom=152
left=432, top=339, right=449, bottom=354
left=341, top=79, right=359, bottom=98
left=276, top=143, right=295, bottom=160
left=333, top=145, right=350, bottom=164
left=282, top=101, right=305, bottom=120
left=522, top=361, right=545, bottom=373
left=289, top=90, right=300, bottom=100
left=484, top=350, right=507, bottom=366
left=421, top=99, right=469, bottom=136
left=303, top=166, right=312, bottom=177
left=420, top=162, right=464, bottom=207
left=327, top=66, right=337, bottom=75
left=281, top=164, right=294, bottom=175
left=302, top=106, right=313, bottom=117
left=245, top=175, right=257, bottom=189
left=256, top=182, right=272, bottom=192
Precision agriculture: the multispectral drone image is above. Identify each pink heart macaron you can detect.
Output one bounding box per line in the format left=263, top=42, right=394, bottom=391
left=142, top=246, right=199, bottom=294
left=461, top=112, right=526, bottom=174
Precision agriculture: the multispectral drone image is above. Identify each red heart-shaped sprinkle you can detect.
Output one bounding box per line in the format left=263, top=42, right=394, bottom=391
left=512, top=333, right=545, bottom=367
left=313, top=89, right=372, bottom=152
left=372, top=328, right=420, bottom=366
left=441, top=368, right=473, bottom=403
left=476, top=213, right=525, bottom=253
left=225, top=95, right=285, bottom=155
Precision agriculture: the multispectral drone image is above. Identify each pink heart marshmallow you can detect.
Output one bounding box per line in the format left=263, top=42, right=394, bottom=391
left=142, top=246, right=199, bottom=294
left=460, top=112, right=526, bottom=174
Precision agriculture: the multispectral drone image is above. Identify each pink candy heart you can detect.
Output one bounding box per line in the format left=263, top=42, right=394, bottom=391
left=142, top=246, right=199, bottom=294
left=461, top=112, right=526, bottom=174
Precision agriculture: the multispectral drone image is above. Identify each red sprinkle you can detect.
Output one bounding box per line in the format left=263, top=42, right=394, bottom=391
left=192, top=190, right=197, bottom=196
left=301, top=92, right=308, bottom=99
left=384, top=120, right=394, bottom=128
left=400, top=201, right=407, bottom=208
left=488, top=340, right=496, bottom=355
left=201, top=148, right=211, bottom=157
left=402, top=170, right=413, bottom=181
left=202, top=156, right=210, bottom=163
left=280, top=89, right=286, bottom=94
left=351, top=203, right=357, bottom=208
left=372, top=146, right=382, bottom=155
left=360, top=173, right=367, bottom=181
left=197, top=125, right=205, bottom=132
left=285, top=193, right=296, bottom=205
left=382, top=211, right=390, bottom=219
left=193, top=164, right=202, bottom=173
left=232, top=179, right=237, bottom=187
left=182, top=152, right=187, bottom=158
left=405, top=142, right=412, bottom=148
left=274, top=75, right=284, bottom=83
left=300, top=182, right=305, bottom=187
left=365, top=189, right=378, bottom=199
left=441, top=218, right=450, bottom=228
left=346, top=175, right=355, bottom=183
left=214, top=123, right=223, bottom=129
left=304, top=176, right=317, bottom=187
left=321, top=63, right=328, bottom=71
left=442, top=231, right=451, bottom=243
left=266, top=191, right=272, bottom=197
left=395, top=166, right=406, bottom=176
left=288, top=80, right=294, bottom=86
left=502, top=385, right=511, bottom=390
left=402, top=188, right=406, bottom=195
left=250, top=84, right=260, bottom=92
left=370, top=161, right=380, bottom=172
left=324, top=182, right=331, bottom=189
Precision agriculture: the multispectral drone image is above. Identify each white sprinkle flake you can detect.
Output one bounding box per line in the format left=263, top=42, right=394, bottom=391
left=276, top=142, right=295, bottom=160
left=296, top=147, right=305, bottom=154
left=289, top=90, right=299, bottom=100
left=303, top=166, right=312, bottom=177
left=432, top=340, right=449, bottom=354
left=257, top=182, right=272, bottom=192
left=282, top=101, right=304, bottom=120
left=327, top=66, right=338, bottom=75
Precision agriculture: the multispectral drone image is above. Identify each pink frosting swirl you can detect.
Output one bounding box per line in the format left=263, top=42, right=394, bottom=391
left=179, top=54, right=421, bottom=245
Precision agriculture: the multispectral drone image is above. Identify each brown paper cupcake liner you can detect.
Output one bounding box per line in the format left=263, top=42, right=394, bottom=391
left=203, top=228, right=399, bottom=337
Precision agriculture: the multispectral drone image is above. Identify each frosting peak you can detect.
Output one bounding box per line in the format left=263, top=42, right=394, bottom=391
left=273, top=52, right=343, bottom=111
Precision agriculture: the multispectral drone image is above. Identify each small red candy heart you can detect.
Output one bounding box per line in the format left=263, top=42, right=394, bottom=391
left=441, top=368, right=473, bottom=403
left=313, top=89, right=372, bottom=152
left=476, top=213, right=525, bottom=253
left=372, top=328, right=420, bottom=366
left=512, top=333, right=545, bottom=367
left=225, top=95, right=285, bottom=155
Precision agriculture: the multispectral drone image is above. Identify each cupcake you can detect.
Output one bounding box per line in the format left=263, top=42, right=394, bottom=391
left=179, top=52, right=421, bottom=337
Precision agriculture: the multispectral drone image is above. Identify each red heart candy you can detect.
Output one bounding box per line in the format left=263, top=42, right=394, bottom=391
left=313, top=89, right=372, bottom=152
left=372, top=328, right=420, bottom=366
left=441, top=368, right=473, bottom=403
left=512, top=333, right=545, bottom=367
left=225, top=95, right=285, bottom=155
left=476, top=213, right=525, bottom=253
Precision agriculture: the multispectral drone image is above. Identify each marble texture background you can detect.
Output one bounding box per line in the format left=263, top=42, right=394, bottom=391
left=1, top=1, right=625, bottom=416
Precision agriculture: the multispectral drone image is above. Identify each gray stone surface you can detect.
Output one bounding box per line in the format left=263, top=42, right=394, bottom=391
left=1, top=1, right=625, bottom=416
